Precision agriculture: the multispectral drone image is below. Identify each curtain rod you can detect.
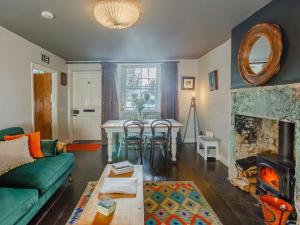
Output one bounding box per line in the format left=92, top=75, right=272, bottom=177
left=66, top=60, right=180, bottom=65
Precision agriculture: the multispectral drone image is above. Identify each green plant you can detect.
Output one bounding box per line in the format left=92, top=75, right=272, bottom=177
left=132, top=93, right=150, bottom=119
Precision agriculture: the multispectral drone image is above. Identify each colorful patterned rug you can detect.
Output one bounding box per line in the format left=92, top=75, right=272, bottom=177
left=67, top=181, right=223, bottom=225
left=66, top=181, right=97, bottom=225
left=144, top=181, right=223, bottom=225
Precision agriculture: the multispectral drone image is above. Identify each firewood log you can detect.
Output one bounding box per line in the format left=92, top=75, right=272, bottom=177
left=242, top=176, right=257, bottom=184
left=240, top=167, right=257, bottom=177
left=249, top=184, right=256, bottom=194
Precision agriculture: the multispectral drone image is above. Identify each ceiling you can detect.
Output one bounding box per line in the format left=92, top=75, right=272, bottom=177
left=0, top=0, right=271, bottom=61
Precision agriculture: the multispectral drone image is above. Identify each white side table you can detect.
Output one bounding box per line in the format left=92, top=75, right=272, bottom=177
left=196, top=135, right=220, bottom=160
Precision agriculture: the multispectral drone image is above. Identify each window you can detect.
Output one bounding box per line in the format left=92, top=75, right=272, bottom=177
left=120, top=64, right=161, bottom=111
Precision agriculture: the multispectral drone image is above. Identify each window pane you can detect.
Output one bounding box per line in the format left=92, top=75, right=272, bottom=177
left=142, top=68, right=148, bottom=78
left=149, top=68, right=156, bottom=79
left=123, top=65, right=159, bottom=110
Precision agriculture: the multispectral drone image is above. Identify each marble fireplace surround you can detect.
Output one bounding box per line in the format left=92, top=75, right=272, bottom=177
left=234, top=115, right=279, bottom=159
left=230, top=83, right=300, bottom=211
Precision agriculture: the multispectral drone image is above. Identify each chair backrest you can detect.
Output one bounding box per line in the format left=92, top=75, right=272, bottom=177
left=128, top=111, right=140, bottom=120
left=123, top=120, right=144, bottom=139
left=151, top=119, right=172, bottom=139
left=143, top=112, right=161, bottom=120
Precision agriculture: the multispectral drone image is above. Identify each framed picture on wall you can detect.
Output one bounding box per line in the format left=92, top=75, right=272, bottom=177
left=208, top=70, right=218, bottom=91
left=61, top=72, right=67, bottom=86
left=181, top=77, right=195, bottom=90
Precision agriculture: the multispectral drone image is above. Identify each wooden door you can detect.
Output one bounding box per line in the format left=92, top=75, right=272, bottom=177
left=34, top=73, right=52, bottom=139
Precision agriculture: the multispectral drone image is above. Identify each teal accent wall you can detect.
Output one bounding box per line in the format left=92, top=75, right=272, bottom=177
left=231, top=0, right=300, bottom=88
left=230, top=84, right=300, bottom=187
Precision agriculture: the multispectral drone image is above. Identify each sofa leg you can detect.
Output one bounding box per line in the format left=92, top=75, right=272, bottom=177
left=68, top=175, right=73, bottom=184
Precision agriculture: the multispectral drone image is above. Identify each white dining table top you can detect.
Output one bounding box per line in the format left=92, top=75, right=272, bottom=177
left=101, top=119, right=184, bottom=129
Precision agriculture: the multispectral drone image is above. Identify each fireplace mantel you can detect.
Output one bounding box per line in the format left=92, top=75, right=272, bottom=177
left=231, top=84, right=300, bottom=122
left=230, top=83, right=300, bottom=211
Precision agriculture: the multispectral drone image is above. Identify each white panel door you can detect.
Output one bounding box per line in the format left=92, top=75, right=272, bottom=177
left=72, top=71, right=101, bottom=140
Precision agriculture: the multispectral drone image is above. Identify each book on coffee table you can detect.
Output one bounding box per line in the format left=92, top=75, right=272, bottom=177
left=111, top=161, right=134, bottom=175
left=97, top=198, right=116, bottom=216
left=112, top=161, right=133, bottom=169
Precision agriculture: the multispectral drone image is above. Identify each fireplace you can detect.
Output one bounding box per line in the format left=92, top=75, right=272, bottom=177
left=232, top=115, right=297, bottom=221
left=256, top=121, right=296, bottom=204
left=230, top=84, right=300, bottom=222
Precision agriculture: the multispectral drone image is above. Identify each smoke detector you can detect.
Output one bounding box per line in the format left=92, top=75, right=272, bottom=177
left=41, top=11, right=55, bottom=20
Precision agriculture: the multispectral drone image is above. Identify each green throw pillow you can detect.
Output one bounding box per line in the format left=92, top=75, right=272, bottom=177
left=41, top=140, right=58, bottom=157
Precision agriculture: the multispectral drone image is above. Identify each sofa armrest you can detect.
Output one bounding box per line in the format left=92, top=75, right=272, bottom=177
left=41, top=139, right=58, bottom=157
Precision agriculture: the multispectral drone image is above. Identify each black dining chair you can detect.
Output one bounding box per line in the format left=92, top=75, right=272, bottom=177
left=142, top=111, right=162, bottom=152
left=123, top=120, right=144, bottom=164
left=142, top=111, right=161, bottom=120
left=150, top=119, right=172, bottom=168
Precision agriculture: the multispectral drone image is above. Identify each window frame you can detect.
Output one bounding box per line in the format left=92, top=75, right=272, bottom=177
left=120, top=64, right=161, bottom=112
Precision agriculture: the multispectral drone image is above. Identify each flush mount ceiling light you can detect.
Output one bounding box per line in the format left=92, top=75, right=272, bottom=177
left=41, top=11, right=55, bottom=19
left=94, top=0, right=140, bottom=30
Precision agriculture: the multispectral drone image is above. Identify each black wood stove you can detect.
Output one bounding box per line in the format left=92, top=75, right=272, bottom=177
left=257, top=121, right=296, bottom=204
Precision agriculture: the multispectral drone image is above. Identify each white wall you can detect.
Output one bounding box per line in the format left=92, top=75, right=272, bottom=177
left=178, top=60, right=199, bottom=143
left=0, top=26, right=68, bottom=138
left=197, top=40, right=231, bottom=166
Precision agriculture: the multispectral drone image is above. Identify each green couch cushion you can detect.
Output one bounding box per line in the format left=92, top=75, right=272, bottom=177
left=0, top=127, right=57, bottom=156
left=0, top=187, right=38, bottom=225
left=0, top=153, right=75, bottom=195
left=0, top=127, right=24, bottom=141
left=41, top=139, right=58, bottom=157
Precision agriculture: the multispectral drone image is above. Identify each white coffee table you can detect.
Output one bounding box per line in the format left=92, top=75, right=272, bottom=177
left=77, top=165, right=144, bottom=225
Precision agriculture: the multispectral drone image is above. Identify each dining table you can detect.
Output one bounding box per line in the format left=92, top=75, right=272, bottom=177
left=101, top=119, right=184, bottom=163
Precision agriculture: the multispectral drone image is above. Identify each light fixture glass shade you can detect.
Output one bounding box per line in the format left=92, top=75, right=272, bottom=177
left=94, top=0, right=140, bottom=29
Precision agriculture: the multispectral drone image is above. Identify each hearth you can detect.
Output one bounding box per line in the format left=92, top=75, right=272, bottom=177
left=256, top=121, right=296, bottom=204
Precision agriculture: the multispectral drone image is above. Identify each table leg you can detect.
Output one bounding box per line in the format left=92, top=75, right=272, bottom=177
left=171, top=130, right=178, bottom=162
left=107, top=131, right=113, bottom=162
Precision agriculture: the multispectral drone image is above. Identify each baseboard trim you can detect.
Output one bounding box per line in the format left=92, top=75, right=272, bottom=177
left=61, top=139, right=73, bottom=144
left=218, top=154, right=229, bottom=167
left=183, top=138, right=196, bottom=144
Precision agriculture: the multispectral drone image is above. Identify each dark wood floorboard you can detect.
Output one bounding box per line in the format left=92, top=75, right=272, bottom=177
left=28, top=144, right=264, bottom=225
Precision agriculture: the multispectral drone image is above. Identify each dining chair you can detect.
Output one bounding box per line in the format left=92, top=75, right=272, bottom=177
left=142, top=111, right=161, bottom=151
left=117, top=111, right=140, bottom=158
left=150, top=119, right=172, bottom=168
left=123, top=120, right=144, bottom=164
left=128, top=111, right=140, bottom=120
left=142, top=111, right=161, bottom=120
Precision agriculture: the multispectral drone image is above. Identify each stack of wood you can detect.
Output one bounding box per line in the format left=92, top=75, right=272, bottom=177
left=229, top=156, right=257, bottom=194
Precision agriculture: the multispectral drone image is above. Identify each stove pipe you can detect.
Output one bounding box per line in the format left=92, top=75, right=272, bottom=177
left=278, top=121, right=295, bottom=163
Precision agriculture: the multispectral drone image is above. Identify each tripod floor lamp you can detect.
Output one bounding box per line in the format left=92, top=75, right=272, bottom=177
left=183, top=93, right=201, bottom=143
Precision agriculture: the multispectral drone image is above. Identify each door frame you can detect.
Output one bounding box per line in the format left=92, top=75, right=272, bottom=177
left=31, top=63, right=58, bottom=139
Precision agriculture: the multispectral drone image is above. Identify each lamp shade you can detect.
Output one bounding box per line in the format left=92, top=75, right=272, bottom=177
left=94, top=0, right=140, bottom=29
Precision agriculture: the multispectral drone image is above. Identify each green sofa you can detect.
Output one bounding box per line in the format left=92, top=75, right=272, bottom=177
left=0, top=127, right=75, bottom=225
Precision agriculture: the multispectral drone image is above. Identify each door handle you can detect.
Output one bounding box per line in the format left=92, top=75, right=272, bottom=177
left=73, top=109, right=80, bottom=115
left=83, top=109, right=95, bottom=112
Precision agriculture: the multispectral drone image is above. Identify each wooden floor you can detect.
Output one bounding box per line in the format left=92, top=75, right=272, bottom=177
left=28, top=144, right=264, bottom=225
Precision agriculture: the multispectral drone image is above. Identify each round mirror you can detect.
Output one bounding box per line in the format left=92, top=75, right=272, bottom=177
left=249, top=36, right=271, bottom=74
left=238, top=23, right=283, bottom=85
